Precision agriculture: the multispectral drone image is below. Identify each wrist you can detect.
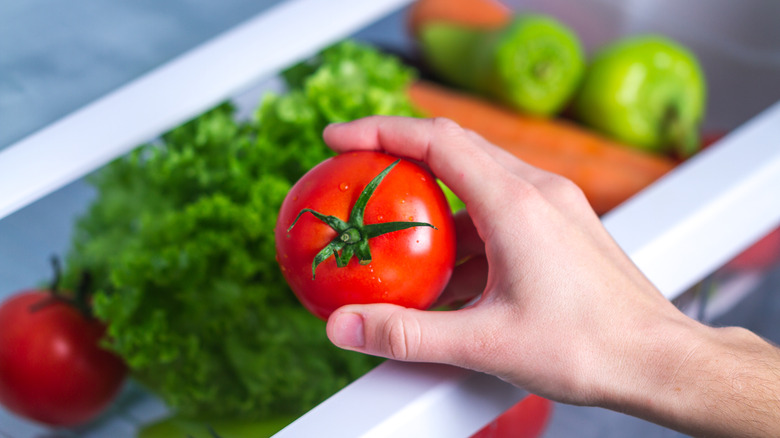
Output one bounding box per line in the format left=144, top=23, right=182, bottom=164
left=599, top=313, right=780, bottom=437
left=603, top=316, right=715, bottom=427
left=593, top=310, right=703, bottom=410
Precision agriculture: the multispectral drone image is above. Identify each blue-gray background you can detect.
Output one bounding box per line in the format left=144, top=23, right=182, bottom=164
left=1, top=1, right=778, bottom=437
left=0, top=0, right=278, bottom=149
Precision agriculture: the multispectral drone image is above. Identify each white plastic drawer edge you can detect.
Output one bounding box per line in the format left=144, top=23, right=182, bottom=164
left=276, top=361, right=526, bottom=438
left=603, top=100, right=780, bottom=299
left=275, top=100, right=780, bottom=438
left=0, top=0, right=412, bottom=221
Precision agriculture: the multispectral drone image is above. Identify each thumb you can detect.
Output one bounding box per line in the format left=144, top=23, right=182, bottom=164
left=326, top=303, right=481, bottom=365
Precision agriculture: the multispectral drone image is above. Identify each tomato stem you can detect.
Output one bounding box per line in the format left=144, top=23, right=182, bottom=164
left=47, top=255, right=62, bottom=294
left=661, top=104, right=698, bottom=158
left=288, top=159, right=437, bottom=279
left=30, top=256, right=94, bottom=319
left=340, top=228, right=362, bottom=244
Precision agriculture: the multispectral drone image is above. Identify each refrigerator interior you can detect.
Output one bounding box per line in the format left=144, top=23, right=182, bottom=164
left=1, top=0, right=779, bottom=436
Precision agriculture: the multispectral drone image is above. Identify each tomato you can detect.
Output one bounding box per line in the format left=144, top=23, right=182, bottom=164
left=700, top=131, right=780, bottom=273
left=471, top=395, right=553, bottom=438
left=275, top=151, right=456, bottom=320
left=723, top=226, right=780, bottom=272
left=0, top=290, right=127, bottom=427
left=701, top=131, right=727, bottom=150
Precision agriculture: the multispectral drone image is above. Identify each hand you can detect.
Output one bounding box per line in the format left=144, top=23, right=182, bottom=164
left=322, top=116, right=780, bottom=437
left=322, top=115, right=685, bottom=402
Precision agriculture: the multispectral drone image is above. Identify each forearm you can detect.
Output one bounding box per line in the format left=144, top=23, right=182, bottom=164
left=606, top=320, right=780, bottom=437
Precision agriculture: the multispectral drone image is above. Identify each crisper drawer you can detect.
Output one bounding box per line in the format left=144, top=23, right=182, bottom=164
left=0, top=0, right=778, bottom=437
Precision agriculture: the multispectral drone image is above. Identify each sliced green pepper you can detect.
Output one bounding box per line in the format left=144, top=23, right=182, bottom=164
left=419, top=14, right=585, bottom=117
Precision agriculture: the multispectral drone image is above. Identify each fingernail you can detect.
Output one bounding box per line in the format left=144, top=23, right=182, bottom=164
left=331, top=312, right=365, bottom=348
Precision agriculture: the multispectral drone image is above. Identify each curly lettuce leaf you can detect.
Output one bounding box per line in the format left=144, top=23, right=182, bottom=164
left=63, top=40, right=417, bottom=420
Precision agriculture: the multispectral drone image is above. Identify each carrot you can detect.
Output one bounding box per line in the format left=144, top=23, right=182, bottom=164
left=407, top=0, right=511, bottom=37
left=407, top=81, right=676, bottom=214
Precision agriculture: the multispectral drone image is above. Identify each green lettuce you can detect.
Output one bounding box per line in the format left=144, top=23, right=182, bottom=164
left=62, top=40, right=417, bottom=420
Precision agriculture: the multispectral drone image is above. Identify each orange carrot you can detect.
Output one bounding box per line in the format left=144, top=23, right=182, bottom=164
left=407, top=81, right=676, bottom=214
left=407, top=0, right=511, bottom=37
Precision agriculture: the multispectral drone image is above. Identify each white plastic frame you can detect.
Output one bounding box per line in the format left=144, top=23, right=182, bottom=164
left=0, top=0, right=413, bottom=221
left=1, top=0, right=778, bottom=436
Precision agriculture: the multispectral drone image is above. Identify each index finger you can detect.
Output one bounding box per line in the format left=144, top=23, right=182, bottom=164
left=323, top=116, right=523, bottom=225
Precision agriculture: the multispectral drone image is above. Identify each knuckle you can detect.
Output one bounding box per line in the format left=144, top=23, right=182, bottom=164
left=430, top=117, right=465, bottom=138
left=463, top=128, right=487, bottom=143
left=525, top=173, right=588, bottom=210
left=549, top=175, right=588, bottom=206
left=382, top=311, right=421, bottom=361
left=550, top=174, right=583, bottom=194
left=508, top=176, right=543, bottom=204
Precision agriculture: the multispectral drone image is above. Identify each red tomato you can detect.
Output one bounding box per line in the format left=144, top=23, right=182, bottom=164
left=275, top=151, right=456, bottom=320
left=701, top=131, right=727, bottom=150
left=0, top=290, right=127, bottom=427
left=471, top=395, right=553, bottom=438
left=723, top=226, right=780, bottom=272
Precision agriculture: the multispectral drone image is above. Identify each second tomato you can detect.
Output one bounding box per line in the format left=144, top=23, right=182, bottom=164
left=275, top=151, right=456, bottom=320
left=0, top=290, right=127, bottom=427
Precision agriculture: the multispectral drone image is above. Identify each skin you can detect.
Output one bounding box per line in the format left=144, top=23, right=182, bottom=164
left=322, top=116, right=780, bottom=438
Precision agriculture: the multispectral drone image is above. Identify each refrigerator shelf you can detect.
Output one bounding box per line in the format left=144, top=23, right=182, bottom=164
left=1, top=0, right=778, bottom=437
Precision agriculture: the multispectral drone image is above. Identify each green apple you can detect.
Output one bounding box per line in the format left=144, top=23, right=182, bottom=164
left=419, top=14, right=585, bottom=117
left=573, top=35, right=706, bottom=156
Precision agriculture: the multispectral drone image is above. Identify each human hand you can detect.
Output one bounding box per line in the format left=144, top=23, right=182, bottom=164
left=321, top=116, right=780, bottom=436
left=322, top=115, right=684, bottom=402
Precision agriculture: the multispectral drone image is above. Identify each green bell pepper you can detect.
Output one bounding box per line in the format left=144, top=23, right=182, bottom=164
left=419, top=14, right=585, bottom=117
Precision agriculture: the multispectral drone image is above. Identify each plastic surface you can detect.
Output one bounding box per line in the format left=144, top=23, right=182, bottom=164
left=0, top=0, right=412, bottom=221
left=0, top=0, right=280, bottom=149
left=604, top=102, right=780, bottom=299
left=1, top=0, right=778, bottom=437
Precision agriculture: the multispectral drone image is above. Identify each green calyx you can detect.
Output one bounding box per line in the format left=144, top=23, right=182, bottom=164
left=660, top=104, right=700, bottom=158
left=31, top=256, right=94, bottom=319
left=288, top=159, right=436, bottom=279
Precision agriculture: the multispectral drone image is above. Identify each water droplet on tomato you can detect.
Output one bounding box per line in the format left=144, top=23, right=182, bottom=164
left=400, top=199, right=405, bottom=204
left=420, top=174, right=427, bottom=182
left=339, top=182, right=350, bottom=192
left=292, top=195, right=299, bottom=201
left=377, top=215, right=384, bottom=221
left=408, top=216, right=414, bottom=221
